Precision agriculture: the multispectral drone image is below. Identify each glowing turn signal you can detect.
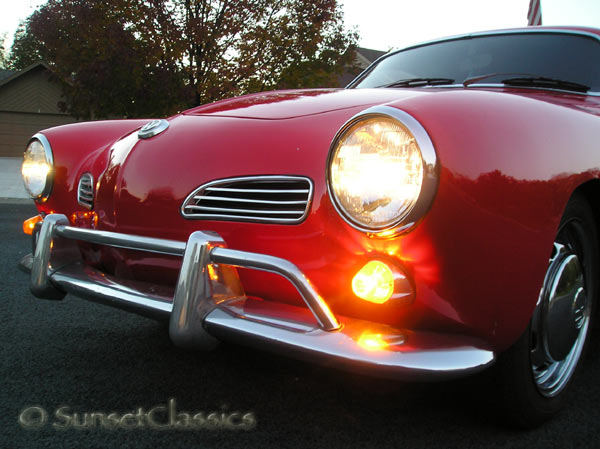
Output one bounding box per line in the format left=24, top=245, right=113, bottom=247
left=352, top=260, right=395, bottom=304
left=23, top=215, right=43, bottom=235
left=358, top=333, right=388, bottom=351
left=207, top=264, right=219, bottom=281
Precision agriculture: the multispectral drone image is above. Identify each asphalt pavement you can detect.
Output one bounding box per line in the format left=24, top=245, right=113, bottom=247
left=0, top=157, right=29, bottom=200
left=2, top=203, right=600, bottom=449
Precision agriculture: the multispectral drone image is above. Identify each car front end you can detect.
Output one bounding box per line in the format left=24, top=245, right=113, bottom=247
left=17, top=29, right=600, bottom=427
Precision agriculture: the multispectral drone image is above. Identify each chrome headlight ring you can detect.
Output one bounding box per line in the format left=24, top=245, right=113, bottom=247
left=326, top=105, right=439, bottom=237
left=22, top=133, right=55, bottom=201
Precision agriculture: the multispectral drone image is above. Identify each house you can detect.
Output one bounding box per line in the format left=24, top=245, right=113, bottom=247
left=0, top=61, right=78, bottom=157
left=338, top=46, right=387, bottom=87
left=0, top=50, right=387, bottom=157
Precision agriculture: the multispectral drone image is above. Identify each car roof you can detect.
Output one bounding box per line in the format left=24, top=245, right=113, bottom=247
left=346, top=27, right=600, bottom=89
left=391, top=26, right=600, bottom=58
left=390, top=26, right=599, bottom=58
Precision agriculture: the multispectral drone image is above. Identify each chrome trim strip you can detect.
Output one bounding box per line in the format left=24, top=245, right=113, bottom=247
left=55, top=225, right=187, bottom=256
left=347, top=28, right=600, bottom=96
left=185, top=214, right=303, bottom=223
left=52, top=263, right=173, bottom=320
left=32, top=133, right=54, bottom=167
left=185, top=205, right=306, bottom=215
left=204, top=307, right=495, bottom=380
left=205, top=187, right=310, bottom=194
left=326, top=105, right=439, bottom=237
left=181, top=175, right=314, bottom=224
left=29, top=214, right=68, bottom=300
left=194, top=195, right=308, bottom=205
left=379, top=82, right=596, bottom=97
left=27, top=133, right=55, bottom=201
left=211, top=247, right=340, bottom=331
left=169, top=231, right=226, bottom=349
left=21, top=213, right=496, bottom=379
left=21, top=253, right=495, bottom=379
left=32, top=214, right=339, bottom=330
left=460, top=83, right=595, bottom=96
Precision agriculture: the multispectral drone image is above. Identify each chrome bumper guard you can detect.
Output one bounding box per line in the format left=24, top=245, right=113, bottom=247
left=19, top=214, right=494, bottom=380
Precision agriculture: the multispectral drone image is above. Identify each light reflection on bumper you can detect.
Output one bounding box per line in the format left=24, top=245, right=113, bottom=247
left=19, top=213, right=495, bottom=380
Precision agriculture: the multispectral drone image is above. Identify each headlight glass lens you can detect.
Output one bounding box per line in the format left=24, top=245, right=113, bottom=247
left=22, top=139, right=52, bottom=198
left=329, top=117, right=423, bottom=229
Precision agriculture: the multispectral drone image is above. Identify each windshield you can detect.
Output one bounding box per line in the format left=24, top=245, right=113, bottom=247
left=352, top=32, right=600, bottom=93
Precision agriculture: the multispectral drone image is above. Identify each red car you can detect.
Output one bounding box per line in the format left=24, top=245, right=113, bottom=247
left=19, top=26, right=600, bottom=427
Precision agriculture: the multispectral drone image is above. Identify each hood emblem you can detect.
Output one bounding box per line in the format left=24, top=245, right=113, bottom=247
left=138, top=119, right=169, bottom=139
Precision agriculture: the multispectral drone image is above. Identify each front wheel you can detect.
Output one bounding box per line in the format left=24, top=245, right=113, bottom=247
left=495, top=193, right=597, bottom=428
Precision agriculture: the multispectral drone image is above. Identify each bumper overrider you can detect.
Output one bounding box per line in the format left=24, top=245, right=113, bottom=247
left=19, top=214, right=494, bottom=380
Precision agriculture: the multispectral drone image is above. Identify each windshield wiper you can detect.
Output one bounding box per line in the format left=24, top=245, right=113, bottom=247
left=381, top=77, right=455, bottom=88
left=462, top=72, right=590, bottom=93
left=501, top=76, right=590, bottom=93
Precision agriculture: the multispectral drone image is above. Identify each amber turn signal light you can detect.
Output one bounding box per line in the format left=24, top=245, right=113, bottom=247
left=352, top=260, right=413, bottom=305
left=357, top=333, right=389, bottom=350
left=352, top=260, right=395, bottom=304
left=23, top=215, right=43, bottom=235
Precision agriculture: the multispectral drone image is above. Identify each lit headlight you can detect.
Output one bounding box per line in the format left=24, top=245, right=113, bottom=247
left=22, top=134, right=54, bottom=200
left=327, top=106, right=437, bottom=234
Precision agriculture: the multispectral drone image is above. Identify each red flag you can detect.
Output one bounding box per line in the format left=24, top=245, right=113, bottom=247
left=527, top=0, right=542, bottom=26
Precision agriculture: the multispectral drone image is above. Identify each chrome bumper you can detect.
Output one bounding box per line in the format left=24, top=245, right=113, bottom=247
left=19, top=213, right=495, bottom=380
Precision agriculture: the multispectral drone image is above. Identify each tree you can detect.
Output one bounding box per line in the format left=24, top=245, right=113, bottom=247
left=10, top=1, right=188, bottom=119
left=9, top=0, right=358, bottom=119
left=167, top=0, right=359, bottom=103
left=8, top=24, right=41, bottom=69
left=0, top=33, right=7, bottom=69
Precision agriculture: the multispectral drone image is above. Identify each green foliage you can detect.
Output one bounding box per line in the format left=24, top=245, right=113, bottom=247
left=0, top=33, right=7, bottom=69
left=8, top=23, right=42, bottom=70
left=7, top=0, right=358, bottom=119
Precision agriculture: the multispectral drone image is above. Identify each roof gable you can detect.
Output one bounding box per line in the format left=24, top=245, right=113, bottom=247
left=0, top=69, right=16, bottom=82
left=0, top=61, right=52, bottom=89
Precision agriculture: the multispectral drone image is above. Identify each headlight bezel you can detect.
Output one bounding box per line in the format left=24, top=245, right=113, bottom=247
left=326, top=105, right=439, bottom=237
left=22, top=133, right=55, bottom=201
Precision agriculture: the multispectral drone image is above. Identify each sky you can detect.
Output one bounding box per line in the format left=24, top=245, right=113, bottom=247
left=341, top=0, right=600, bottom=51
left=0, top=0, right=599, bottom=53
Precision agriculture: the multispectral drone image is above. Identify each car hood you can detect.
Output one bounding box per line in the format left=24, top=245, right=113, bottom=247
left=92, top=86, right=600, bottom=237
left=183, top=88, right=426, bottom=119
left=93, top=89, right=437, bottom=235
left=184, top=86, right=600, bottom=119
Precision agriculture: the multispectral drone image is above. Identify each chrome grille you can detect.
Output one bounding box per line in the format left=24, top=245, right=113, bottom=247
left=77, top=173, right=94, bottom=209
left=181, top=176, right=313, bottom=224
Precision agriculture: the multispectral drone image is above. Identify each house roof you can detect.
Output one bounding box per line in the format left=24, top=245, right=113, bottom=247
left=337, top=46, right=387, bottom=87
left=0, top=69, right=16, bottom=82
left=353, top=47, right=387, bottom=72
left=0, top=61, right=52, bottom=89
left=356, top=47, right=387, bottom=64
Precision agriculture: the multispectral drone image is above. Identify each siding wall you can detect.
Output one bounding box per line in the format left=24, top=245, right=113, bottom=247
left=0, top=65, right=78, bottom=157
left=0, top=111, right=77, bottom=157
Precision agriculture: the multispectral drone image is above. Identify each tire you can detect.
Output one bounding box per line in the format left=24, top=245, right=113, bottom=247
left=495, top=192, right=598, bottom=428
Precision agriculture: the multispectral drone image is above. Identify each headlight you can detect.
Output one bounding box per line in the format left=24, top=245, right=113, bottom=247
left=327, top=106, right=438, bottom=235
left=22, top=134, right=54, bottom=200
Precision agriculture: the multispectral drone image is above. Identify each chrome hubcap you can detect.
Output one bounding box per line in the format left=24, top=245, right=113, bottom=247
left=530, top=242, right=591, bottom=397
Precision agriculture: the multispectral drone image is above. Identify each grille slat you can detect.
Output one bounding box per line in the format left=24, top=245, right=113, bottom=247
left=205, top=187, right=310, bottom=194
left=193, top=195, right=308, bottom=205
left=182, top=176, right=313, bottom=224
left=77, top=173, right=94, bottom=209
left=185, top=205, right=307, bottom=215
